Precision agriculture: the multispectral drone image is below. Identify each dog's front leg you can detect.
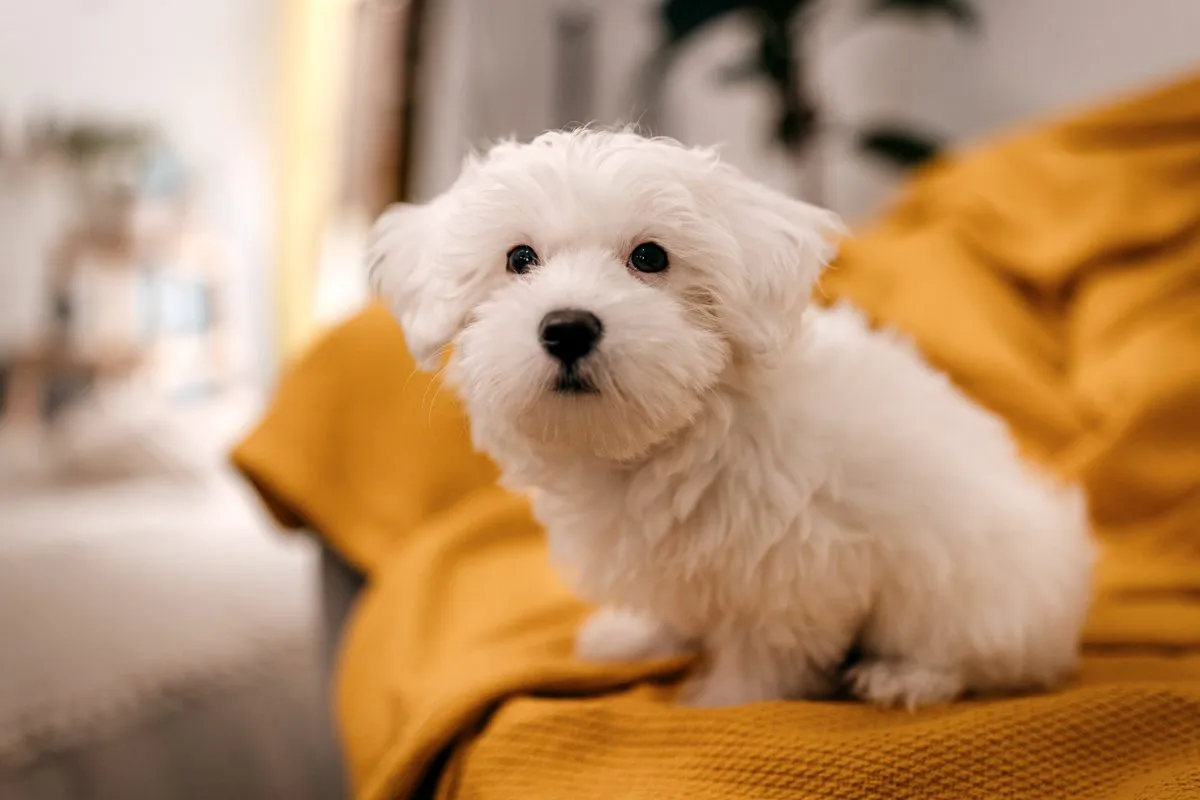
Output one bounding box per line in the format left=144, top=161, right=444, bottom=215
left=680, top=633, right=842, bottom=707
left=573, top=606, right=694, bottom=663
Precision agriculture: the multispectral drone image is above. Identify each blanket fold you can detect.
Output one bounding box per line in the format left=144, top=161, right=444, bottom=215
left=234, top=74, right=1200, bottom=800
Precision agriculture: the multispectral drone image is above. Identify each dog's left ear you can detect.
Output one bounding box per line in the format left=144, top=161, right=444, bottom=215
left=369, top=199, right=464, bottom=370
left=714, top=168, right=845, bottom=360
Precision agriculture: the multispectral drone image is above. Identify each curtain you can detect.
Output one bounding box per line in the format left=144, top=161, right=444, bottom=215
left=275, top=0, right=415, bottom=358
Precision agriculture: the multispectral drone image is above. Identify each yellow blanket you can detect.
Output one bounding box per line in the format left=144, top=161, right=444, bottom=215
left=234, top=75, right=1200, bottom=800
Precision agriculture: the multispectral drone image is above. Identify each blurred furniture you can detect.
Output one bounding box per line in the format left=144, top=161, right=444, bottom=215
left=0, top=121, right=241, bottom=484
left=0, top=127, right=73, bottom=428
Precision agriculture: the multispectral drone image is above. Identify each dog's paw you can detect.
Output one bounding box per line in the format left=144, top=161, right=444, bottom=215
left=574, top=607, right=691, bottom=663
left=846, top=660, right=964, bottom=710
left=677, top=673, right=771, bottom=708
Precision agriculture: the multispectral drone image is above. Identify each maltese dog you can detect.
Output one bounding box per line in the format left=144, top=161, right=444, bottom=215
left=370, top=129, right=1094, bottom=710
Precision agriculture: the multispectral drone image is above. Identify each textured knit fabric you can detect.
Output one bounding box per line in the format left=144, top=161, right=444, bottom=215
left=233, top=74, right=1200, bottom=800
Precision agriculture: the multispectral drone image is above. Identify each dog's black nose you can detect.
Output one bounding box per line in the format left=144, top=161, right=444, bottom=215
left=539, top=309, right=603, bottom=365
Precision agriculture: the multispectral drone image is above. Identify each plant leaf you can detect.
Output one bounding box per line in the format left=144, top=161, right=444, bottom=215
left=660, top=0, right=818, bottom=45
left=777, top=103, right=819, bottom=152
left=858, top=127, right=942, bottom=168
left=659, top=0, right=747, bottom=44
left=866, top=0, right=979, bottom=29
left=651, top=0, right=822, bottom=153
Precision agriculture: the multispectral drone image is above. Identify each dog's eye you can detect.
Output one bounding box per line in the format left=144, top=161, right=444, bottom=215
left=506, top=244, right=540, bottom=275
left=629, top=242, right=669, bottom=274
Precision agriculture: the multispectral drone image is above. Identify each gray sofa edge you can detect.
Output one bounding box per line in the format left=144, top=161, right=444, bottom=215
left=317, top=539, right=364, bottom=691
left=316, top=538, right=364, bottom=799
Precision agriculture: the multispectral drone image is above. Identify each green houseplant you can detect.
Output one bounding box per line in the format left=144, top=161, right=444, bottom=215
left=642, top=0, right=978, bottom=201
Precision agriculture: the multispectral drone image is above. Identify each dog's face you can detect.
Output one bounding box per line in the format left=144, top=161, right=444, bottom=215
left=372, top=130, right=842, bottom=462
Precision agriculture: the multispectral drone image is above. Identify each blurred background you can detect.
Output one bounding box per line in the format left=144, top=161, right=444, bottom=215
left=0, top=0, right=1196, bottom=798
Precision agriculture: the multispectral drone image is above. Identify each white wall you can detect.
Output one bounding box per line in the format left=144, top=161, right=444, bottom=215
left=0, top=0, right=280, bottom=374
left=961, top=0, right=1200, bottom=129
left=822, top=0, right=1200, bottom=218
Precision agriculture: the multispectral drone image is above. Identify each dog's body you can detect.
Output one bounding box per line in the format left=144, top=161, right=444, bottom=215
left=372, top=129, right=1094, bottom=709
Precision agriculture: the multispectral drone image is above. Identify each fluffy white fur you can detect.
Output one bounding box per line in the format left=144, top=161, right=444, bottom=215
left=370, top=129, right=1095, bottom=710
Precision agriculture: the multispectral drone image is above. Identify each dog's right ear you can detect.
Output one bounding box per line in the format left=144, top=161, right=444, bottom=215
left=369, top=199, right=463, bottom=371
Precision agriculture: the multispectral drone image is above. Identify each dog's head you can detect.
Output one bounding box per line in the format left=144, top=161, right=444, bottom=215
left=372, top=130, right=842, bottom=462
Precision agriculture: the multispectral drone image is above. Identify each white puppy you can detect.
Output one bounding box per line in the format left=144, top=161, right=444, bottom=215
left=370, top=129, right=1094, bottom=710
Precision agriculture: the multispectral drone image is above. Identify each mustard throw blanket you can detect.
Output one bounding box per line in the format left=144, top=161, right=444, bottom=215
left=235, top=76, right=1200, bottom=799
